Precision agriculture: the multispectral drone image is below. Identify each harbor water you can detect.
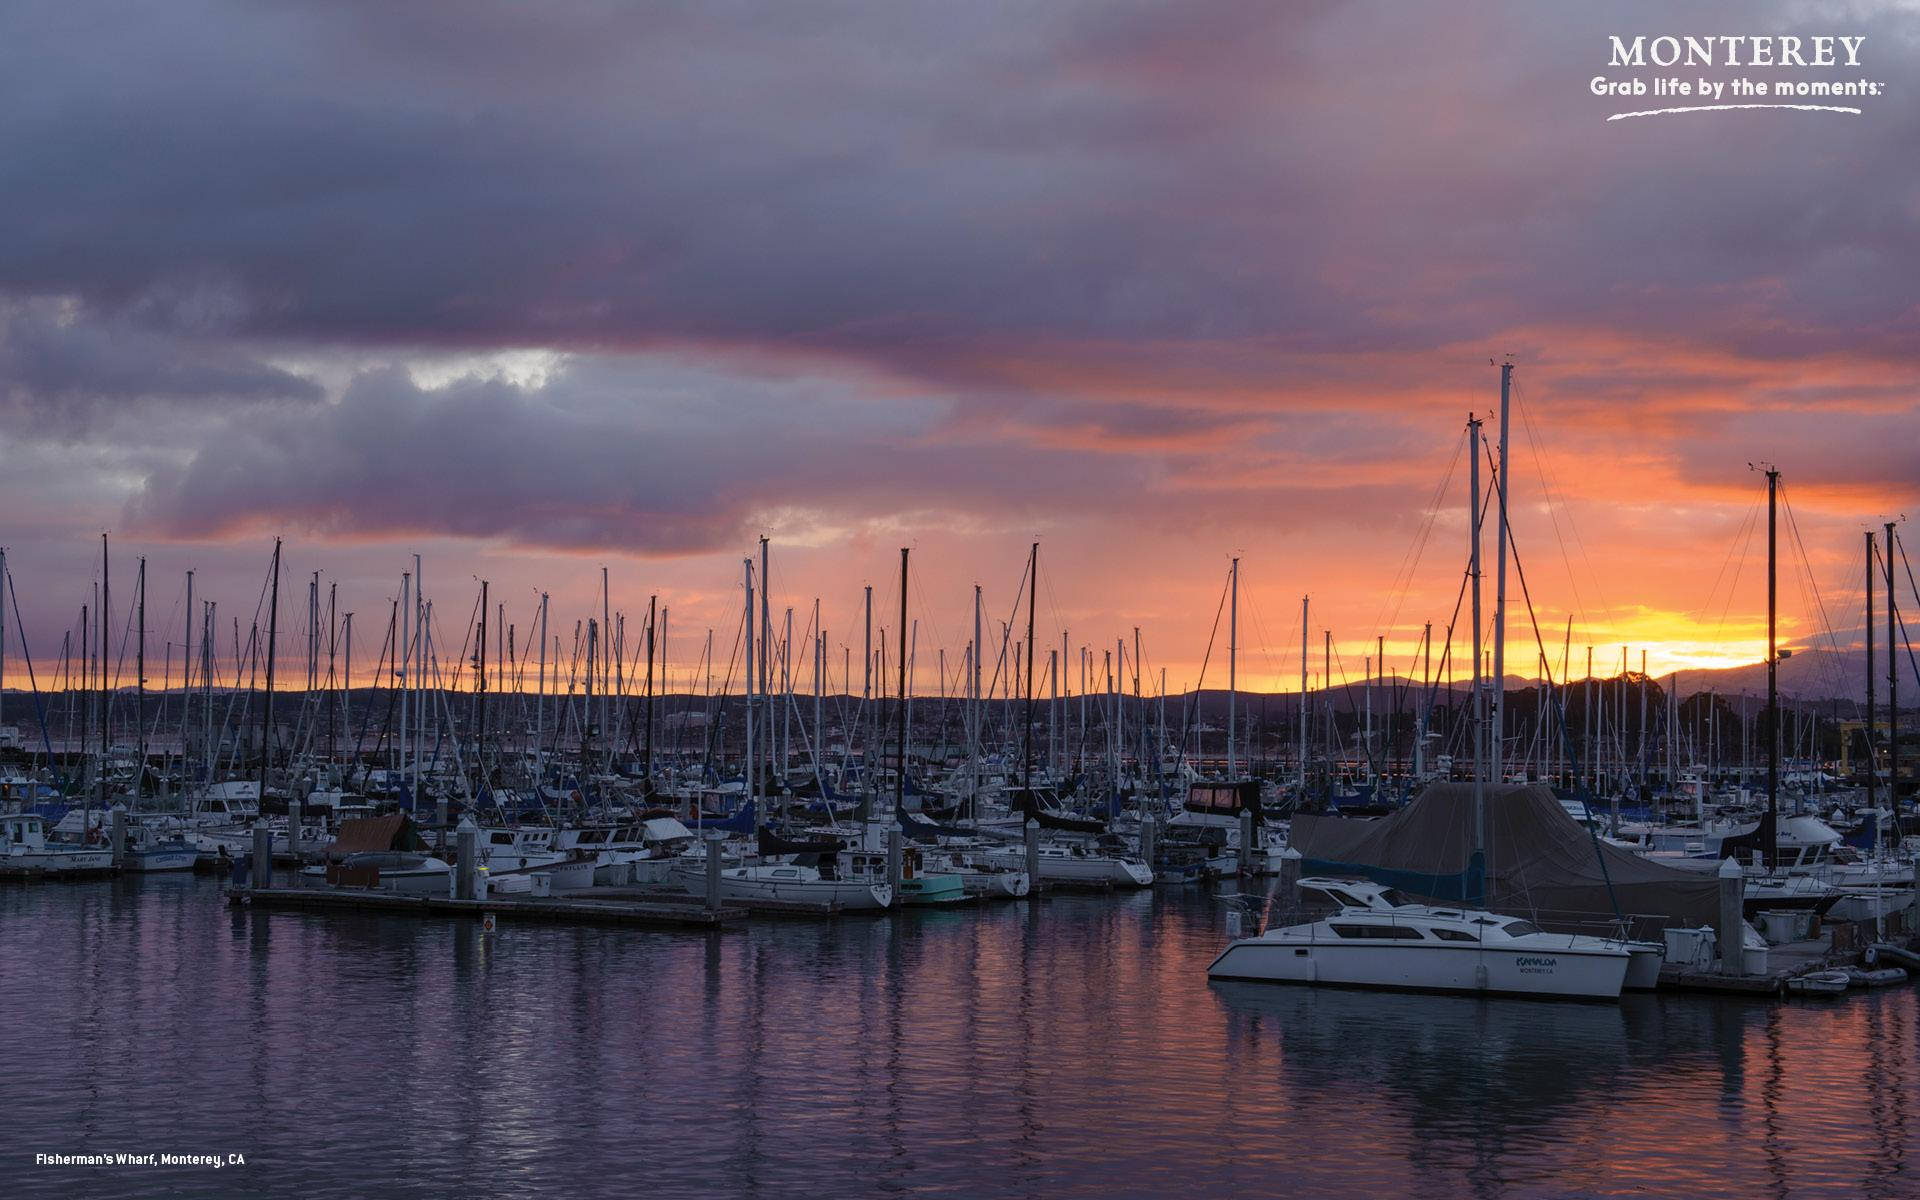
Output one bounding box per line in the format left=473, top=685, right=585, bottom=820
left=3, top=877, right=1915, bottom=1199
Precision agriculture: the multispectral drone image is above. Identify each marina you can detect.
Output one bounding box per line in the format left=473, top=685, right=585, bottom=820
left=6, top=3, right=1920, bottom=1196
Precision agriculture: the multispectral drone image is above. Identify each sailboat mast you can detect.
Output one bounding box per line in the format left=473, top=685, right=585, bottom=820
left=100, top=536, right=109, bottom=817
left=1491, top=360, right=1512, bottom=790
left=1866, top=531, right=1876, bottom=813
left=743, top=558, right=755, bottom=813
left=136, top=557, right=146, bottom=807
left=1888, top=519, right=1899, bottom=815
left=1766, top=467, right=1779, bottom=846
left=1227, top=557, right=1238, bottom=777
left=896, top=548, right=909, bottom=819
left=1467, top=413, right=1485, bottom=889
left=181, top=568, right=192, bottom=777
left=1022, top=542, right=1038, bottom=790
left=260, top=538, right=281, bottom=823
left=644, top=594, right=657, bottom=793
left=1299, top=596, right=1308, bottom=793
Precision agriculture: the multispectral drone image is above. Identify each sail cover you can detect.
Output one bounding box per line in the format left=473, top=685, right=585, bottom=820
left=1289, top=782, right=1719, bottom=935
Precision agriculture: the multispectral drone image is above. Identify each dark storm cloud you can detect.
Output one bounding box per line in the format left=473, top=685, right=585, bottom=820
left=123, top=358, right=1159, bottom=551
left=0, top=299, right=321, bottom=434
left=5, top=0, right=1914, bottom=381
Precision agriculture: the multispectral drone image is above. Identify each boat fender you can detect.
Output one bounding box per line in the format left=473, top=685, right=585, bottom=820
left=1475, top=963, right=1489, bottom=990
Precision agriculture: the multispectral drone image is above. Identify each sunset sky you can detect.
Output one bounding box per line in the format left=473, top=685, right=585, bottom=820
left=1, top=1, right=1915, bottom=699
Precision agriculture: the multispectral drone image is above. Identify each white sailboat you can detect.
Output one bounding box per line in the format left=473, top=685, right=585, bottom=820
left=1207, top=365, right=1641, bottom=1002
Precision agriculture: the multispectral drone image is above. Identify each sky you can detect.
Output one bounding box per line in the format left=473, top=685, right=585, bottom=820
left=1, top=0, right=1916, bottom=700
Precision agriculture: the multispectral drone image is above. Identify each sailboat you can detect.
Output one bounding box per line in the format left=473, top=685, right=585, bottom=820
left=1208, top=363, right=1634, bottom=1000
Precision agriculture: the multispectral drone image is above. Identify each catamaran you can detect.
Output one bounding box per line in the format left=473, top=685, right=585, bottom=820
left=1208, top=877, right=1632, bottom=999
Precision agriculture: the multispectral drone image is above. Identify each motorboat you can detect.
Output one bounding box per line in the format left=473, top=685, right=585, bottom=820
left=1207, top=877, right=1633, bottom=1000
left=976, top=840, right=1152, bottom=887
left=0, top=813, right=115, bottom=873
left=331, top=851, right=453, bottom=895
left=918, top=845, right=1029, bottom=898
left=673, top=857, right=892, bottom=909
left=475, top=825, right=568, bottom=873
left=556, top=817, right=695, bottom=885
left=897, top=846, right=969, bottom=905
left=121, top=825, right=199, bottom=873
left=1164, top=780, right=1288, bottom=875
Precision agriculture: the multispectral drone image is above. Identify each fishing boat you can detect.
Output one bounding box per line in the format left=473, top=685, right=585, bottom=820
left=475, top=825, right=569, bottom=873
left=0, top=813, right=115, bottom=874
left=557, top=816, right=696, bottom=885
left=1207, top=878, right=1632, bottom=1000
left=121, top=826, right=199, bottom=873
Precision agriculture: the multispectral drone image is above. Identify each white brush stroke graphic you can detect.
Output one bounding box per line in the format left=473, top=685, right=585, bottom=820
left=1608, top=103, right=1862, bottom=121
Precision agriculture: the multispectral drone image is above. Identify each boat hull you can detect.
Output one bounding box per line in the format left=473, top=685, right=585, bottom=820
left=1207, top=939, right=1629, bottom=1000
left=897, top=873, right=968, bottom=905
left=979, top=849, right=1153, bottom=887
left=124, top=844, right=199, bottom=872
left=6, top=847, right=116, bottom=873
left=674, top=867, right=892, bottom=910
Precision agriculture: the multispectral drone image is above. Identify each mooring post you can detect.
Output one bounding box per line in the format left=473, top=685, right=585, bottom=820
left=887, top=825, right=903, bottom=895
left=1139, top=815, right=1156, bottom=872
left=252, top=823, right=272, bottom=889
left=705, top=831, right=724, bottom=911
left=1238, top=809, right=1255, bottom=877
left=455, top=816, right=477, bottom=901
left=1716, top=856, right=1744, bottom=974
left=287, top=796, right=302, bottom=862
left=110, top=807, right=127, bottom=866
left=1024, top=819, right=1041, bottom=894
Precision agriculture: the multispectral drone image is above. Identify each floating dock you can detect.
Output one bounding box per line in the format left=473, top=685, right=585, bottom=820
left=231, top=885, right=746, bottom=929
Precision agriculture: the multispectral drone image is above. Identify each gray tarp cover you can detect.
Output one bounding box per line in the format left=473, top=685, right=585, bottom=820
left=1289, top=782, right=1719, bottom=934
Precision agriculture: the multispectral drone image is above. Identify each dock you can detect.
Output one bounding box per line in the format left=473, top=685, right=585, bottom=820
left=231, top=885, right=747, bottom=929
left=1659, top=935, right=1873, bottom=997
left=0, top=864, right=120, bottom=883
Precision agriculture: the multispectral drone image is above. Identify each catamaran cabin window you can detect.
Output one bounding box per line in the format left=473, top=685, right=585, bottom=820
left=1329, top=924, right=1425, bottom=940
left=1431, top=928, right=1478, bottom=942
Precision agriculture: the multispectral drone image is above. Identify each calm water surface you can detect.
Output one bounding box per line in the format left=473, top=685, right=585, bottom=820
left=2, top=876, right=1915, bottom=1199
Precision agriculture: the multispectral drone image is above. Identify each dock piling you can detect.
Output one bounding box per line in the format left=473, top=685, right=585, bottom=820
left=887, top=826, right=902, bottom=895
left=110, top=808, right=126, bottom=866
left=1024, top=819, right=1040, bottom=892
left=252, top=823, right=272, bottom=889
left=455, top=817, right=477, bottom=901
left=705, top=831, right=724, bottom=911
left=1716, top=857, right=1743, bottom=973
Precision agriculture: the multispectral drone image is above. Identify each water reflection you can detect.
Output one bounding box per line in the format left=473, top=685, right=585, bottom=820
left=1, top=878, right=1916, bottom=1199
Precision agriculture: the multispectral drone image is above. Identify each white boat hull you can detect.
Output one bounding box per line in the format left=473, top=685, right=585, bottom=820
left=674, top=865, right=891, bottom=910
left=6, top=846, right=116, bottom=872
left=124, top=845, right=199, bottom=873
left=978, top=848, right=1152, bottom=887
left=1208, top=938, right=1629, bottom=999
